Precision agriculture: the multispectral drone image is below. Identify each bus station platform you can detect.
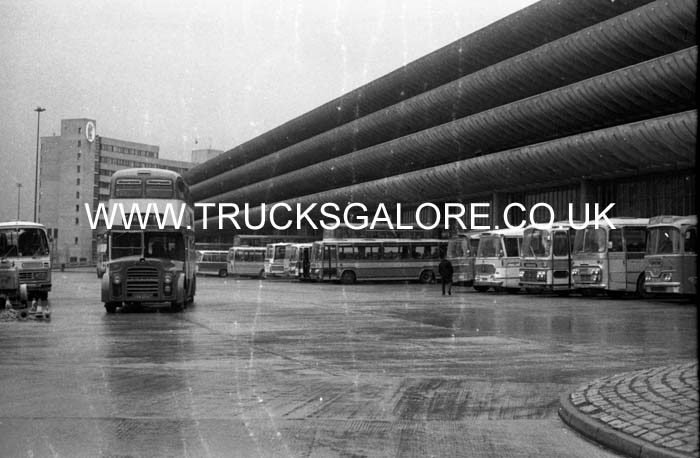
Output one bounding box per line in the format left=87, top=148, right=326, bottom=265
left=559, top=362, right=698, bottom=458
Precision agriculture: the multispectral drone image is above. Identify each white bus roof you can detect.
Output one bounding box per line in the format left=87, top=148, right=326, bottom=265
left=589, top=217, right=649, bottom=228
left=478, top=227, right=524, bottom=237
left=317, top=238, right=446, bottom=244
left=0, top=221, right=48, bottom=229
left=229, top=246, right=267, bottom=250
left=111, top=168, right=181, bottom=179
left=647, top=215, right=697, bottom=227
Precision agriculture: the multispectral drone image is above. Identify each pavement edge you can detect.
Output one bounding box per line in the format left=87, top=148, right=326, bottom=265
left=558, top=392, right=693, bottom=458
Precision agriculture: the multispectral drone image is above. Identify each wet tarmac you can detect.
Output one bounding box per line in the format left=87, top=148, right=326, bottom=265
left=0, top=272, right=696, bottom=457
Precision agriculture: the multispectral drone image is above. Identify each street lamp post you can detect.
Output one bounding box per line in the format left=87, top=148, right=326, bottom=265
left=16, top=183, right=22, bottom=220
left=33, top=106, right=45, bottom=222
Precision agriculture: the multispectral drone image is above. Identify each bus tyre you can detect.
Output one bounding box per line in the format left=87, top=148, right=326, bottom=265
left=218, top=269, right=228, bottom=278
left=340, top=271, right=356, bottom=285
left=105, top=302, right=118, bottom=314
left=419, top=270, right=434, bottom=284
left=473, top=285, right=489, bottom=293
left=636, top=275, right=648, bottom=299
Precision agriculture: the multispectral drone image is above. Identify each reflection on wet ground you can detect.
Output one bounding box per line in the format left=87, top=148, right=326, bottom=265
left=0, top=273, right=695, bottom=457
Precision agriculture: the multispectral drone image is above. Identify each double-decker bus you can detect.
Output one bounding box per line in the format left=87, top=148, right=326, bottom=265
left=519, top=222, right=577, bottom=295
left=445, top=231, right=481, bottom=286
left=101, top=168, right=196, bottom=313
left=644, top=215, right=697, bottom=296
left=264, top=242, right=293, bottom=277
left=0, top=221, right=51, bottom=300
left=571, top=217, right=649, bottom=297
left=309, top=238, right=446, bottom=284
left=195, top=250, right=229, bottom=277
left=227, top=246, right=266, bottom=278
left=473, top=228, right=523, bottom=293
left=288, top=243, right=313, bottom=280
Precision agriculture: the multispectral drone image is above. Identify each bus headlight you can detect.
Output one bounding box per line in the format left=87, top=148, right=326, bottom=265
left=645, top=272, right=652, bottom=281
left=34, top=271, right=48, bottom=280
left=112, top=274, right=122, bottom=296
left=571, top=268, right=579, bottom=276
left=163, top=273, right=173, bottom=295
left=662, top=273, right=673, bottom=282
left=519, top=270, right=525, bottom=278
left=536, top=271, right=546, bottom=280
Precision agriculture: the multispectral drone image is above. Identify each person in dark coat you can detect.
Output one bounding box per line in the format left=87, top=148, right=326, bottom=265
left=438, top=257, right=453, bottom=296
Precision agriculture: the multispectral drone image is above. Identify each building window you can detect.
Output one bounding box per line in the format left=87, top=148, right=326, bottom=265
left=77, top=165, right=80, bottom=173
left=77, top=152, right=81, bottom=160
left=75, top=217, right=79, bottom=225
left=76, top=191, right=80, bottom=199
left=74, top=237, right=78, bottom=245
left=76, top=178, right=80, bottom=185
left=78, top=140, right=81, bottom=147
left=78, top=127, right=82, bottom=134
left=76, top=204, right=79, bottom=212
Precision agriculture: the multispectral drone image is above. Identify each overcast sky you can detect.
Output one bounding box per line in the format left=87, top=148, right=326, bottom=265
left=0, top=0, right=537, bottom=221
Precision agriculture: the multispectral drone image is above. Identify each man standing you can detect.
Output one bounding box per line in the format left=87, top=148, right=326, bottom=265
left=438, top=256, right=453, bottom=296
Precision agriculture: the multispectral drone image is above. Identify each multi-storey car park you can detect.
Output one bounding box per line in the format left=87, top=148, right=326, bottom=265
left=182, top=0, right=695, bottom=250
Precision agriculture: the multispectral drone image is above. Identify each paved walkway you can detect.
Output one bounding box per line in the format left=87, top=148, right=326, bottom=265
left=559, top=362, right=698, bottom=458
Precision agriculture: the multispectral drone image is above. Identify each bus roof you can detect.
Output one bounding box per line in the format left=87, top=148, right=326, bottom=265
left=317, top=238, right=446, bottom=244
left=478, top=227, right=524, bottom=237
left=591, top=217, right=649, bottom=228
left=450, top=231, right=482, bottom=239
left=647, top=215, right=697, bottom=227
left=0, top=221, right=48, bottom=230
left=111, top=168, right=181, bottom=179
left=229, top=246, right=266, bottom=251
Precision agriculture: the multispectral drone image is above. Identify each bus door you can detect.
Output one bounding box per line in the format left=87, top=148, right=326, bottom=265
left=302, top=246, right=311, bottom=279
left=683, top=226, right=697, bottom=294
left=607, top=228, right=626, bottom=290
left=324, top=244, right=337, bottom=280
left=551, top=229, right=571, bottom=289
left=623, top=226, right=647, bottom=291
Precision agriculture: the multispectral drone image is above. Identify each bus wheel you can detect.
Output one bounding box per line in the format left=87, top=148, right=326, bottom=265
left=340, top=271, right=356, bottom=285
left=419, top=270, right=434, bottom=284
left=105, top=302, right=118, bottom=314
left=636, top=275, right=649, bottom=299
left=218, top=269, right=228, bottom=278
left=473, top=285, right=489, bottom=293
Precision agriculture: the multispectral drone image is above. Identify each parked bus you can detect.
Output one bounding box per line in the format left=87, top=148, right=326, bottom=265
left=519, top=222, right=577, bottom=295
left=227, top=246, right=266, bottom=278
left=288, top=243, right=313, bottom=280
left=571, top=217, right=649, bottom=297
left=101, top=168, right=197, bottom=313
left=473, top=228, right=523, bottom=293
left=309, top=238, right=447, bottom=284
left=196, top=250, right=229, bottom=277
left=0, top=221, right=51, bottom=300
left=644, top=215, right=697, bottom=296
left=445, top=231, right=481, bottom=286
left=264, top=242, right=293, bottom=277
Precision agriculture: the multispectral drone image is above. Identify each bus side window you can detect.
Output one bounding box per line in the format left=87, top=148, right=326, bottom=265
left=623, top=227, right=646, bottom=252
left=609, top=229, right=623, bottom=252
left=685, top=228, right=697, bottom=253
